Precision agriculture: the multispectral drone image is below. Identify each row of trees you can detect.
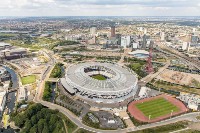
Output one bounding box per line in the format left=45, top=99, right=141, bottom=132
left=50, top=63, right=63, bottom=78
left=146, top=82, right=180, bottom=96
left=42, top=82, right=52, bottom=102
left=168, top=65, right=200, bottom=74
left=51, top=40, right=80, bottom=50
left=58, top=40, right=80, bottom=46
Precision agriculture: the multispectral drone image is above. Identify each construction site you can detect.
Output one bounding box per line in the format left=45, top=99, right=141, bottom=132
left=156, top=69, right=200, bottom=88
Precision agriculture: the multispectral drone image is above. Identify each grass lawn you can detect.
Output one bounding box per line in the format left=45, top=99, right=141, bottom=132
left=131, top=63, right=142, bottom=69
left=58, top=113, right=78, bottom=133
left=21, top=75, right=36, bottom=85
left=135, top=98, right=179, bottom=119
left=91, top=74, right=107, bottom=80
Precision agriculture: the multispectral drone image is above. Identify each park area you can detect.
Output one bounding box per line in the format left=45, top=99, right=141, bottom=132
left=128, top=94, right=188, bottom=123
left=21, top=75, right=36, bottom=85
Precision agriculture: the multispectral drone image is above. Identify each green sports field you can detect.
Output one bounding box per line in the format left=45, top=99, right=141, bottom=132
left=21, top=75, right=36, bottom=85
left=91, top=74, right=107, bottom=80
left=135, top=98, right=179, bottom=119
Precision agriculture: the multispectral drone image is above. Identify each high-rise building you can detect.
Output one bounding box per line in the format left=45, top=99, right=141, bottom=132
left=121, top=36, right=131, bottom=48
left=142, top=34, right=147, bottom=49
left=144, top=28, right=147, bottom=34
left=182, top=42, right=190, bottom=51
left=161, top=32, right=165, bottom=41
left=191, top=35, right=198, bottom=44
left=115, top=34, right=121, bottom=45
left=193, top=28, right=196, bottom=33
left=111, top=26, right=116, bottom=37
left=149, top=41, right=154, bottom=48
left=90, top=27, right=97, bottom=36
left=132, top=43, right=139, bottom=49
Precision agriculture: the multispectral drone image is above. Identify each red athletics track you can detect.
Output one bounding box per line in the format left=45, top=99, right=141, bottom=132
left=128, top=94, right=188, bottom=123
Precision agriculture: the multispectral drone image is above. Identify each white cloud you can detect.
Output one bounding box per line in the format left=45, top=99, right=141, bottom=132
left=0, top=0, right=200, bottom=16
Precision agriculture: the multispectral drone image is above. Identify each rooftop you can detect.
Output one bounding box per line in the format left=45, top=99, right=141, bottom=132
left=65, top=62, right=138, bottom=93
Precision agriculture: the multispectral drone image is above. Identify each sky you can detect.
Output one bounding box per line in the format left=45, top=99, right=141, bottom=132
left=0, top=0, right=200, bottom=16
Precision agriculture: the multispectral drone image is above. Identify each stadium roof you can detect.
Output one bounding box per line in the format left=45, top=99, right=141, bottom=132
left=65, top=62, right=138, bottom=93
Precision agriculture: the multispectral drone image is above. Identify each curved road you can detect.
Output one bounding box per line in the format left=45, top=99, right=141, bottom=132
left=34, top=51, right=200, bottom=133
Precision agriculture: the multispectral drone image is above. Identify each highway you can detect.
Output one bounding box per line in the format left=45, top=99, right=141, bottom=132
left=33, top=51, right=200, bottom=133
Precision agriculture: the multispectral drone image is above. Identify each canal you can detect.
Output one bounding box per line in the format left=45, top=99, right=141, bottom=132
left=50, top=83, right=56, bottom=103
left=0, top=66, right=18, bottom=133
left=3, top=66, right=18, bottom=113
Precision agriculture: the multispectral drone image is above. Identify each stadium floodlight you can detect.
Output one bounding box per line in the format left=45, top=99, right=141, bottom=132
left=170, top=110, right=173, bottom=118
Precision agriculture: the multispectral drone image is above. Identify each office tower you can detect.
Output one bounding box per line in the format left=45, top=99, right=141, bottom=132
left=191, top=35, right=198, bottom=44
left=149, top=40, right=154, bottom=48
left=182, top=42, right=190, bottom=51
left=142, top=34, right=147, bottom=49
left=115, top=34, right=121, bottom=45
left=193, top=28, right=196, bottom=33
left=121, top=36, right=131, bottom=48
left=111, top=26, right=116, bottom=37
left=90, top=26, right=97, bottom=36
left=161, top=32, right=165, bottom=41
left=132, top=43, right=139, bottom=49
left=144, top=28, right=147, bottom=34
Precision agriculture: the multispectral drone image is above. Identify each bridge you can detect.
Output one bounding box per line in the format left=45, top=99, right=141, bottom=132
left=47, top=78, right=60, bottom=82
left=8, top=88, right=18, bottom=93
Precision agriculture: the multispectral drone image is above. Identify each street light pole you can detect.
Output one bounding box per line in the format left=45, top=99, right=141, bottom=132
left=171, top=110, right=173, bottom=118
left=149, top=115, right=151, bottom=123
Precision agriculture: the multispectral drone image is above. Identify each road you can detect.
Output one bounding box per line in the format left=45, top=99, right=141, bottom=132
left=158, top=42, right=200, bottom=70
left=33, top=51, right=200, bottom=133
left=140, top=60, right=170, bottom=83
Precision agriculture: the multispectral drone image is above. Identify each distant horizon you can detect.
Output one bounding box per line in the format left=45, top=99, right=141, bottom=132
left=0, top=16, right=200, bottom=17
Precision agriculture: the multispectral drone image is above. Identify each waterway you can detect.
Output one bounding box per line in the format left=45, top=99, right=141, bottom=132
left=0, top=65, right=18, bottom=133
left=3, top=66, right=18, bottom=113
left=61, top=66, right=65, bottom=78
left=0, top=127, right=16, bottom=133
left=50, top=83, right=56, bottom=103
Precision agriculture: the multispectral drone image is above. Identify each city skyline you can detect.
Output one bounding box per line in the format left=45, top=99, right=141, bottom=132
left=0, top=0, right=200, bottom=16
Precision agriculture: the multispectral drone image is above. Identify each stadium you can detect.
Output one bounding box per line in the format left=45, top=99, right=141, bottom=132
left=60, top=62, right=138, bottom=105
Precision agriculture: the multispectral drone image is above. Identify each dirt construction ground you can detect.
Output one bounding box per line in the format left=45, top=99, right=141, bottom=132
left=156, top=69, right=200, bottom=88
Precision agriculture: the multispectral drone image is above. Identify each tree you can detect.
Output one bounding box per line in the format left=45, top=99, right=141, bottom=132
left=31, top=115, right=38, bottom=125
left=42, top=124, right=49, bottom=133
left=14, top=115, right=25, bottom=128
left=12, top=103, right=76, bottom=133
left=37, top=119, right=46, bottom=133
left=29, top=125, right=38, bottom=133
left=24, top=120, right=32, bottom=132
